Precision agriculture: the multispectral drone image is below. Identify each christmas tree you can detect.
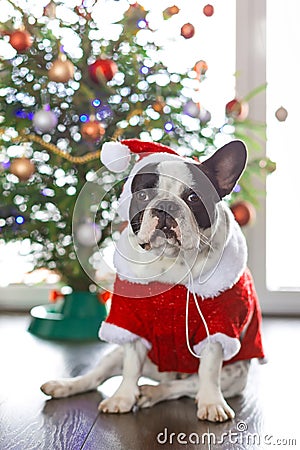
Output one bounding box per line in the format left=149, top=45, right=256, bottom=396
left=0, top=1, right=275, bottom=292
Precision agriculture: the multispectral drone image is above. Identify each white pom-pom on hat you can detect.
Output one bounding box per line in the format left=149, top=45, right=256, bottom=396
left=100, top=142, right=131, bottom=173
left=100, top=139, right=183, bottom=221
left=100, top=139, right=179, bottom=173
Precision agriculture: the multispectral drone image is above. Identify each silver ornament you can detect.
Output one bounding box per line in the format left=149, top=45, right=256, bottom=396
left=183, top=101, right=200, bottom=118
left=33, top=108, right=58, bottom=133
left=75, top=222, right=102, bottom=247
left=199, top=108, right=211, bottom=124
left=275, top=106, right=288, bottom=122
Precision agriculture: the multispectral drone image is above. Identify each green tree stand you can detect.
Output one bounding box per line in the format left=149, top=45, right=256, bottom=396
left=28, top=291, right=107, bottom=341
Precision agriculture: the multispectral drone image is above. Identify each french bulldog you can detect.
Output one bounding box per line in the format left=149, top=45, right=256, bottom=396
left=41, top=140, right=264, bottom=422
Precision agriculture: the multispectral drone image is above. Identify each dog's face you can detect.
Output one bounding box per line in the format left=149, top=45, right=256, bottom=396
left=129, top=141, right=247, bottom=257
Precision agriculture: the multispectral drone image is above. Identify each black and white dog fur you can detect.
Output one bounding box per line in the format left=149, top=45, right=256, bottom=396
left=41, top=140, right=252, bottom=422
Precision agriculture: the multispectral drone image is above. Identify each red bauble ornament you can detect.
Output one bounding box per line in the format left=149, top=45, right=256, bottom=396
left=181, top=23, right=195, bottom=39
left=203, top=4, right=214, bottom=17
left=9, top=30, right=33, bottom=52
left=225, top=98, right=249, bottom=121
left=194, top=60, right=208, bottom=76
left=231, top=201, right=256, bottom=227
left=88, top=59, right=118, bottom=84
left=81, top=119, right=105, bottom=142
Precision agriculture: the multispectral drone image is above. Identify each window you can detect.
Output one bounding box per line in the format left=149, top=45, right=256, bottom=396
left=236, top=0, right=300, bottom=314
left=266, top=0, right=300, bottom=291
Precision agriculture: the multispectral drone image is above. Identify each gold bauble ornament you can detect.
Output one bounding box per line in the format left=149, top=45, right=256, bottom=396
left=10, top=157, right=35, bottom=182
left=152, top=96, right=166, bottom=113
left=81, top=118, right=105, bottom=142
left=44, top=1, right=57, bottom=19
left=48, top=54, right=74, bottom=83
left=163, top=6, right=180, bottom=20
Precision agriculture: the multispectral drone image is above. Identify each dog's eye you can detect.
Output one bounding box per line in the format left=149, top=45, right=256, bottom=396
left=187, top=192, right=199, bottom=203
left=136, top=190, right=149, bottom=202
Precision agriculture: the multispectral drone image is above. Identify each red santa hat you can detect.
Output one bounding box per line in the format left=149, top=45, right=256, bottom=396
left=100, top=138, right=179, bottom=173
left=100, top=139, right=186, bottom=221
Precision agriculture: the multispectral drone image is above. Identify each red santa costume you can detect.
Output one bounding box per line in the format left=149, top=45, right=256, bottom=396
left=98, top=139, right=265, bottom=373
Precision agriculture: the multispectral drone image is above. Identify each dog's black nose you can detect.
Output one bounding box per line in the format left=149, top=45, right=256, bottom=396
left=153, top=201, right=178, bottom=230
left=155, top=200, right=179, bottom=214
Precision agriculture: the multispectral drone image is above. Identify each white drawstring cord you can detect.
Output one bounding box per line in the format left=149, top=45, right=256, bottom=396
left=185, top=261, right=210, bottom=359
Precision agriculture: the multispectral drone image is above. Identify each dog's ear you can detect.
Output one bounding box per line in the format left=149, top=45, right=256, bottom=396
left=201, top=140, right=247, bottom=198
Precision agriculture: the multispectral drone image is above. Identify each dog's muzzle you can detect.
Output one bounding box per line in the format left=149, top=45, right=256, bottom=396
left=140, top=200, right=182, bottom=252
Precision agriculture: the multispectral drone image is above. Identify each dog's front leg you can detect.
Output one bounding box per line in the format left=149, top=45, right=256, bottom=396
left=99, top=340, right=147, bottom=414
left=196, top=341, right=235, bottom=422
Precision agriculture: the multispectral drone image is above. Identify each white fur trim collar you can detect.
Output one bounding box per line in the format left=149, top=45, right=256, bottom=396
left=113, top=204, right=247, bottom=298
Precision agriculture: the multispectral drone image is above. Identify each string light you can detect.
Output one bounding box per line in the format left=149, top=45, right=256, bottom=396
left=15, top=215, right=25, bottom=224
left=14, top=110, right=34, bottom=120
left=79, top=114, right=89, bottom=122
left=95, top=105, right=113, bottom=120
left=233, top=184, right=241, bottom=193
left=92, top=99, right=101, bottom=107
left=3, top=131, right=101, bottom=164
left=140, top=66, right=149, bottom=75
left=164, top=121, right=174, bottom=132
left=15, top=110, right=28, bottom=119
left=1, top=161, right=10, bottom=169
left=137, top=19, right=147, bottom=29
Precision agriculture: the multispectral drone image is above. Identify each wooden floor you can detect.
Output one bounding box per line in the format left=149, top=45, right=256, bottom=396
left=0, top=313, right=299, bottom=450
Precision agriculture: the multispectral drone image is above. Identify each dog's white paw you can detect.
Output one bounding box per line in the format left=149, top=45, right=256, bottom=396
left=197, top=399, right=235, bottom=422
left=98, top=394, right=137, bottom=413
left=40, top=379, right=75, bottom=398
left=137, top=384, right=163, bottom=408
